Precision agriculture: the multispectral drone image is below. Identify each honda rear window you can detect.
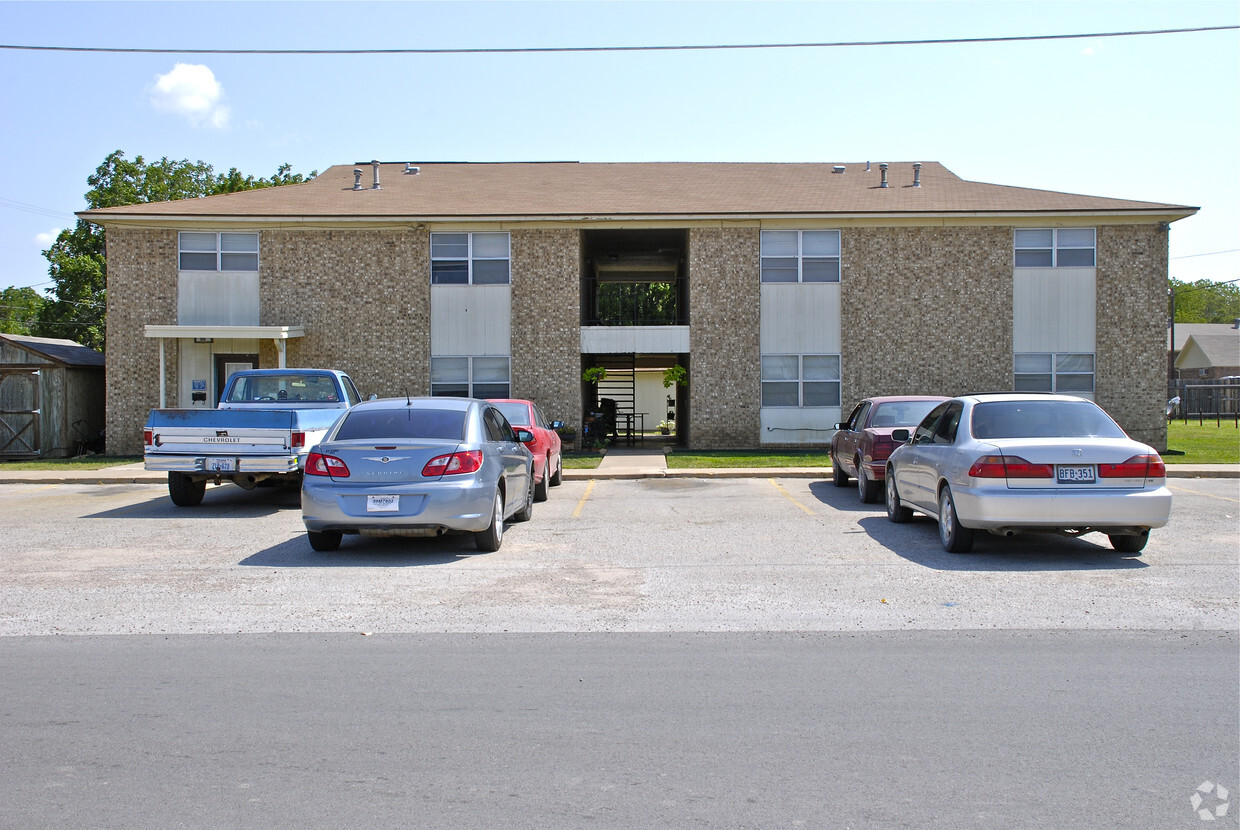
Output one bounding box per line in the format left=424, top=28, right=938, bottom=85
left=970, top=401, right=1126, bottom=440
left=334, top=409, right=466, bottom=441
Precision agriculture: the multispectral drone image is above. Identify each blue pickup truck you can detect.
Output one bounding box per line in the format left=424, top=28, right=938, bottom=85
left=143, top=369, right=363, bottom=506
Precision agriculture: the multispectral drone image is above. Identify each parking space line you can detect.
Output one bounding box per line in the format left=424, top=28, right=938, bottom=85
left=768, top=479, right=816, bottom=515
left=573, top=480, right=596, bottom=518
left=1169, top=483, right=1239, bottom=503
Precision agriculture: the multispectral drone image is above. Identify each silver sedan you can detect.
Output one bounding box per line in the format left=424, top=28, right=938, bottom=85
left=884, top=393, right=1172, bottom=553
left=301, top=397, right=534, bottom=552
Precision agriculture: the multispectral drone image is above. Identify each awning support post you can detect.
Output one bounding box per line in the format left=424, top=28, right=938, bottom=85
left=158, top=338, right=167, bottom=409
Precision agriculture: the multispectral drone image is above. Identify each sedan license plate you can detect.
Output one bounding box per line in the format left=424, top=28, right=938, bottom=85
left=366, top=495, right=399, bottom=513
left=1057, top=464, right=1096, bottom=484
left=206, top=457, right=236, bottom=472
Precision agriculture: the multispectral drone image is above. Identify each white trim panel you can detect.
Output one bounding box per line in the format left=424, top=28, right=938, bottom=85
left=580, top=326, right=691, bottom=354
left=1013, top=268, right=1096, bottom=352
left=177, top=271, right=260, bottom=326
left=759, top=407, right=839, bottom=445
left=431, top=285, right=511, bottom=356
left=760, top=284, right=841, bottom=353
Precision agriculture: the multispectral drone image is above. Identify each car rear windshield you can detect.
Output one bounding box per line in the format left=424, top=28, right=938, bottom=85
left=492, top=402, right=531, bottom=427
left=971, top=401, right=1126, bottom=440
left=334, top=409, right=466, bottom=441
left=870, top=400, right=942, bottom=428
left=225, top=374, right=340, bottom=403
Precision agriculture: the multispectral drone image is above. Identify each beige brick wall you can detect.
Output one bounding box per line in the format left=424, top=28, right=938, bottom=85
left=105, top=228, right=179, bottom=456
left=688, top=227, right=762, bottom=448
left=510, top=229, right=582, bottom=443
left=1096, top=224, right=1169, bottom=450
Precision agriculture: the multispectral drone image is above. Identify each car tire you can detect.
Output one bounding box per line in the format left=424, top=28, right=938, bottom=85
left=475, top=490, right=504, bottom=552
left=534, top=456, right=550, bottom=502
left=168, top=472, right=206, bottom=507
left=1109, top=531, right=1149, bottom=553
left=831, top=455, right=849, bottom=487
left=886, top=469, right=913, bottom=523
left=938, top=486, right=975, bottom=553
left=514, top=470, right=534, bottom=522
left=307, top=530, right=342, bottom=552
left=857, top=462, right=881, bottom=504
left=550, top=455, right=563, bottom=486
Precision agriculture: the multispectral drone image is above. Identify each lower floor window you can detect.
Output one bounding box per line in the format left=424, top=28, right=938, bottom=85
left=1014, top=353, right=1095, bottom=394
left=761, top=354, right=841, bottom=407
left=430, top=356, right=511, bottom=399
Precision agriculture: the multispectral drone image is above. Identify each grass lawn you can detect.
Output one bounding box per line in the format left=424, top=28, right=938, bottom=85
left=562, top=452, right=604, bottom=470
left=0, top=456, right=141, bottom=471
left=666, top=450, right=830, bottom=469
left=1165, top=419, right=1240, bottom=464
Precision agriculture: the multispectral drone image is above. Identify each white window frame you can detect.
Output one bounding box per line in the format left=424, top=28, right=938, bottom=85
left=430, top=356, right=511, bottom=398
left=761, top=354, right=841, bottom=408
left=1014, top=228, right=1096, bottom=268
left=430, top=232, right=511, bottom=285
left=1014, top=352, right=1095, bottom=394
left=178, top=231, right=259, bottom=272
left=760, top=230, right=841, bottom=283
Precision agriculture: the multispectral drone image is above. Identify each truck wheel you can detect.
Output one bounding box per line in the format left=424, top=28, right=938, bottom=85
left=307, top=530, right=342, bottom=552
left=168, top=472, right=206, bottom=507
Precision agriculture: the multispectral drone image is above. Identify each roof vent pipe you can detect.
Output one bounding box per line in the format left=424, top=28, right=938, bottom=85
left=353, top=169, right=363, bottom=191
left=405, top=164, right=420, bottom=175
left=832, top=165, right=846, bottom=174
left=371, top=160, right=382, bottom=190
left=879, top=162, right=889, bottom=188
left=912, top=162, right=922, bottom=188
left=866, top=161, right=871, bottom=172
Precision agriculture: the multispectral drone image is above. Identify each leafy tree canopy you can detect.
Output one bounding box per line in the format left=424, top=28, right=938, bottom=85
left=0, top=286, right=45, bottom=336
left=32, top=151, right=315, bottom=350
left=1169, top=278, right=1240, bottom=324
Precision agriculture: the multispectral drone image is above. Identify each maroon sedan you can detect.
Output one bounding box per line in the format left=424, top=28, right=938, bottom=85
left=831, top=396, right=948, bottom=503
left=490, top=399, right=564, bottom=502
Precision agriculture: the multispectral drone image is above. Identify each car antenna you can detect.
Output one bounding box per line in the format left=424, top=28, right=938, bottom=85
left=406, top=389, right=412, bottom=420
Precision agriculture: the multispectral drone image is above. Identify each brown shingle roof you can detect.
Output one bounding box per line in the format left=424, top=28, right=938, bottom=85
left=79, top=161, right=1197, bottom=221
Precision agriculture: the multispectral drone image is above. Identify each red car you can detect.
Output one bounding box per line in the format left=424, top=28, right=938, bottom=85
left=831, top=396, right=948, bottom=503
left=490, top=399, right=564, bottom=502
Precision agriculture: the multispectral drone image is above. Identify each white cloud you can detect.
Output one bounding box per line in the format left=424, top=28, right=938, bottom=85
left=34, top=229, right=61, bottom=247
left=1081, top=47, right=1096, bottom=57
left=149, top=63, right=230, bottom=128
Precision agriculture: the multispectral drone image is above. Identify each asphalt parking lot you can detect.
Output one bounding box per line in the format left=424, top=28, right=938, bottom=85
left=2, top=476, right=1236, bottom=635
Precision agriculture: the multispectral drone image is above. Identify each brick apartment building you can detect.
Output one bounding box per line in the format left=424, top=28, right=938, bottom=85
left=80, top=160, right=1196, bottom=455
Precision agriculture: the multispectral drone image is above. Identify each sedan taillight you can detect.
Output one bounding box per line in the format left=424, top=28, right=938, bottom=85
left=968, top=455, right=1054, bottom=479
left=1098, top=454, right=1166, bottom=478
left=306, top=452, right=350, bottom=477
left=423, top=450, right=483, bottom=477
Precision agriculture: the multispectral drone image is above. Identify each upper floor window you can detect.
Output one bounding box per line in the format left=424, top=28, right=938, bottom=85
left=1014, top=228, right=1096, bottom=268
left=430, top=356, right=510, bottom=398
left=431, top=232, right=510, bottom=285
left=1014, top=353, right=1095, bottom=394
left=761, top=354, right=841, bottom=407
left=178, top=232, right=258, bottom=271
left=760, top=230, right=841, bottom=283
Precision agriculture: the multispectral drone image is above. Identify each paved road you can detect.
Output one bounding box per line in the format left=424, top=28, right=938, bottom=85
left=2, top=477, right=1237, bottom=828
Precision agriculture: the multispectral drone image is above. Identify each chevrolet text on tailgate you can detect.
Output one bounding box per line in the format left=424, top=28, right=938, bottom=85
left=144, top=369, right=363, bottom=506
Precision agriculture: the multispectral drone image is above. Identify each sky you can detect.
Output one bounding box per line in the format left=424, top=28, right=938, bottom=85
left=1, top=0, right=1237, bottom=294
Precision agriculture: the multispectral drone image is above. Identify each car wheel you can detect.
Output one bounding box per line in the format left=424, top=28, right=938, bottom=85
left=534, top=455, right=550, bottom=502
left=938, top=486, right=975, bottom=553
left=550, top=454, right=563, bottom=486
left=513, top=471, right=534, bottom=523
left=886, top=469, right=913, bottom=523
left=475, top=490, right=504, bottom=552
left=307, top=530, right=342, bottom=552
left=1109, top=531, right=1149, bottom=553
left=857, top=461, right=881, bottom=504
left=831, top=454, right=849, bottom=487
left=168, top=472, right=206, bottom=507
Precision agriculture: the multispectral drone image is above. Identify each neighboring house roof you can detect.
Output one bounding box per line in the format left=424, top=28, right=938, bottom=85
left=1174, top=332, right=1240, bottom=371
left=1169, top=322, right=1240, bottom=352
left=78, top=161, right=1198, bottom=223
left=0, top=334, right=106, bottom=367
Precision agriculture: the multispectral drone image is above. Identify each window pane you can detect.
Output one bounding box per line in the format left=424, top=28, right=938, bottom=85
left=1056, top=373, right=1095, bottom=393
left=431, top=357, right=468, bottom=383
left=802, top=231, right=840, bottom=257
left=803, top=381, right=841, bottom=407
left=1056, top=248, right=1095, bottom=267
left=431, top=261, right=469, bottom=284
left=760, top=231, right=798, bottom=257
left=179, top=252, right=218, bottom=270
left=802, top=258, right=840, bottom=282
left=1015, top=353, right=1052, bottom=373
left=761, top=382, right=799, bottom=407
left=471, top=260, right=510, bottom=285
left=1014, top=374, right=1053, bottom=392
left=471, top=232, right=509, bottom=258
left=473, top=383, right=510, bottom=399
left=1056, top=353, right=1094, bottom=372
left=761, top=355, right=799, bottom=380
left=473, top=357, right=510, bottom=383
left=760, top=258, right=798, bottom=283
left=803, top=354, right=841, bottom=380
left=431, top=234, right=469, bottom=259
left=430, top=383, right=469, bottom=397
left=1014, top=229, right=1053, bottom=248
left=1056, top=229, right=1095, bottom=248
left=220, top=233, right=258, bottom=252
left=220, top=252, right=258, bottom=271
left=1014, top=250, right=1053, bottom=267
left=179, top=232, right=218, bottom=252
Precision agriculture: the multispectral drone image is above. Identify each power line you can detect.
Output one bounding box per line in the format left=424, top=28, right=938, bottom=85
left=1171, top=248, right=1240, bottom=260
left=0, top=196, right=75, bottom=220
left=1, top=26, right=1235, bottom=55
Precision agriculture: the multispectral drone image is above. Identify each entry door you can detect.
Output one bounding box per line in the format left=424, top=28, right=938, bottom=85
left=0, top=369, right=40, bottom=457
left=214, top=354, right=258, bottom=405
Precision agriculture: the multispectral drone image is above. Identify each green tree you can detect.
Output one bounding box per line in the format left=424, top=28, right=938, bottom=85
left=1169, top=278, right=1240, bottom=324
left=0, top=286, right=45, bottom=335
left=33, top=151, right=315, bottom=350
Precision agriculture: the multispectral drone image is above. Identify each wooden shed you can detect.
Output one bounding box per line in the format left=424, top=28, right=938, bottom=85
left=1, top=334, right=106, bottom=459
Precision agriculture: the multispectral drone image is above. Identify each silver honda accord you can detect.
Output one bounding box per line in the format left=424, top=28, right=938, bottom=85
left=885, top=393, right=1172, bottom=554
left=301, top=397, right=534, bottom=552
